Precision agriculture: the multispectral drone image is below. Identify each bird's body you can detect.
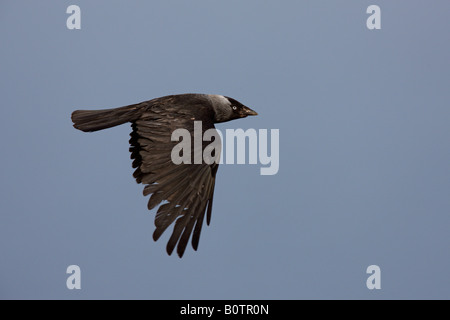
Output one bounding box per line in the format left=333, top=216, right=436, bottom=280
left=71, top=93, right=257, bottom=257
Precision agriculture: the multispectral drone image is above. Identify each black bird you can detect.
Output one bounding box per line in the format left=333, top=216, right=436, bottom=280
left=71, top=93, right=257, bottom=257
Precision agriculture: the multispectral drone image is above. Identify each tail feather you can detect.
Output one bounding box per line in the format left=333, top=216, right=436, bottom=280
left=71, top=104, right=142, bottom=132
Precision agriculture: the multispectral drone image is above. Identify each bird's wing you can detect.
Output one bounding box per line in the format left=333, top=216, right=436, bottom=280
left=129, top=107, right=220, bottom=257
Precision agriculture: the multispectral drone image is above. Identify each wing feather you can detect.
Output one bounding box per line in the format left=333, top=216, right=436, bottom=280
left=129, top=105, right=220, bottom=257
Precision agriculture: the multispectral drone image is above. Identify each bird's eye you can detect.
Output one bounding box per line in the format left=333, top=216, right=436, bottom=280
left=232, top=106, right=237, bottom=110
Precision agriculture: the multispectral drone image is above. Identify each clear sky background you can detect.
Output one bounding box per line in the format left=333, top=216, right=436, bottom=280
left=1, top=1, right=449, bottom=299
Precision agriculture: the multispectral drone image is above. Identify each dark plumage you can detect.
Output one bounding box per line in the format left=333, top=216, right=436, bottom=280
left=71, top=93, right=257, bottom=257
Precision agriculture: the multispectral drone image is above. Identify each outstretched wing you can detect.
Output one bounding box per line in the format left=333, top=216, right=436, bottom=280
left=129, top=105, right=220, bottom=257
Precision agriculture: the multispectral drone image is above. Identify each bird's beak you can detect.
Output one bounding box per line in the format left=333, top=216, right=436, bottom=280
left=241, top=106, right=258, bottom=117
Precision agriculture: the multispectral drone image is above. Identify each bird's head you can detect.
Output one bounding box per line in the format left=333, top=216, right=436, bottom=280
left=209, top=95, right=258, bottom=123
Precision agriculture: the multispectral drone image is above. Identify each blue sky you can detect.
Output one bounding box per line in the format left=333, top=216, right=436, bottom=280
left=0, top=0, right=449, bottom=299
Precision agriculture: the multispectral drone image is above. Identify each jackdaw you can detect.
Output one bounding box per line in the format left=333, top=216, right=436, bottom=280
left=71, top=93, right=257, bottom=257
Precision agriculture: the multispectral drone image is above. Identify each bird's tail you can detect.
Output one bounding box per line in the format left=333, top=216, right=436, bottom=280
left=71, top=104, right=142, bottom=132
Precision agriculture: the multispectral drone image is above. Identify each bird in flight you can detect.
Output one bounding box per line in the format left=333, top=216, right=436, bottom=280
left=71, top=93, right=257, bottom=257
